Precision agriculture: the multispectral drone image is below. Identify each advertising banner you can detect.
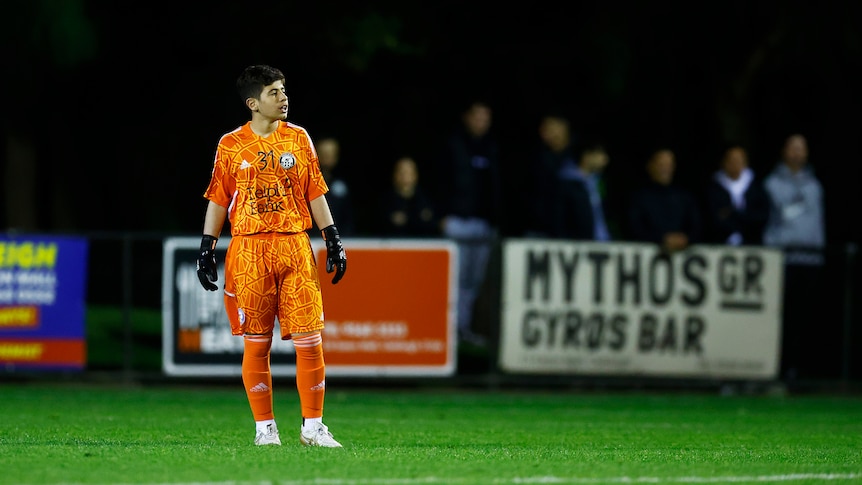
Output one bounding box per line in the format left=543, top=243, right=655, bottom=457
left=163, top=237, right=456, bottom=377
left=499, top=240, right=784, bottom=380
left=0, top=235, right=89, bottom=370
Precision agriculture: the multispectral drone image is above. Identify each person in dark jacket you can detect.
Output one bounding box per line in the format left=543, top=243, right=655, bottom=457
left=376, top=156, right=439, bottom=237
left=555, top=143, right=612, bottom=241
left=702, top=145, right=769, bottom=246
left=307, top=136, right=356, bottom=237
left=525, top=114, right=579, bottom=238
left=627, top=148, right=702, bottom=253
left=435, top=99, right=503, bottom=345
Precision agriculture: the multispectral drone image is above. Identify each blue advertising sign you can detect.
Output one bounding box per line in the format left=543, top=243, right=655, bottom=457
left=0, top=235, right=89, bottom=370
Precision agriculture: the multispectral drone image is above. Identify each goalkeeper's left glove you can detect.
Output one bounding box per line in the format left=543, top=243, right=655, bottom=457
left=321, top=224, right=347, bottom=284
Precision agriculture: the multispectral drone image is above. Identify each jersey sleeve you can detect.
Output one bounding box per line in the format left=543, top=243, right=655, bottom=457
left=203, top=138, right=236, bottom=208
left=303, top=131, right=329, bottom=201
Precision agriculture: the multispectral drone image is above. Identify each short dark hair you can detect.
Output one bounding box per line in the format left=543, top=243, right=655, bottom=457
left=236, top=65, right=285, bottom=102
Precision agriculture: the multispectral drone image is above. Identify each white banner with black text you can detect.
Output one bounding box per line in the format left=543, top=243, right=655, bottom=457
left=499, top=240, right=783, bottom=380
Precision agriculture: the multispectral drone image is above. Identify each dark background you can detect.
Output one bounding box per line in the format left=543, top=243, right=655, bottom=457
left=3, top=0, right=861, bottom=244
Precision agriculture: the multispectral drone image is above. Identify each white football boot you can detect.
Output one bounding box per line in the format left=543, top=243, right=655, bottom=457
left=299, top=422, right=342, bottom=447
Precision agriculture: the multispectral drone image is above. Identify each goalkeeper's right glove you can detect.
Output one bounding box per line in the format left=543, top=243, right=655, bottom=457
left=196, top=235, right=219, bottom=291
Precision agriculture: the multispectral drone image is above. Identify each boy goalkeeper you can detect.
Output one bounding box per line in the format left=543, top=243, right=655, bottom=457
left=196, top=64, right=347, bottom=447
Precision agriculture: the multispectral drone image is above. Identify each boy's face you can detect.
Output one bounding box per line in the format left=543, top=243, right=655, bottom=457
left=249, top=80, right=289, bottom=120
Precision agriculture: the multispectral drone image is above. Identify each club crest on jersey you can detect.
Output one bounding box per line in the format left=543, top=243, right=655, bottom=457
left=279, top=152, right=296, bottom=170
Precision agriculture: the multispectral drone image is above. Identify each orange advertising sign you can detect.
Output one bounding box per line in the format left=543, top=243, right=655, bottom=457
left=316, top=240, right=457, bottom=376
left=162, top=237, right=456, bottom=377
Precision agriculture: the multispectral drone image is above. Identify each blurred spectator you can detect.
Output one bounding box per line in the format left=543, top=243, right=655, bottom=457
left=763, top=134, right=825, bottom=261
left=702, top=145, right=770, bottom=246
left=762, top=133, right=826, bottom=382
left=376, top=156, right=439, bottom=237
left=555, top=142, right=613, bottom=241
left=435, top=99, right=503, bottom=345
left=626, top=148, right=702, bottom=253
left=525, top=114, right=579, bottom=238
left=310, top=136, right=356, bottom=236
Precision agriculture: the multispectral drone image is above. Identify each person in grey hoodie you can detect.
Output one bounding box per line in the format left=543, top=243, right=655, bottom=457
left=762, top=133, right=826, bottom=383
left=763, top=133, right=826, bottom=265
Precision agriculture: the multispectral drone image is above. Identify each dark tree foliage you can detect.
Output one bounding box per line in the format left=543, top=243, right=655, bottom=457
left=1, top=1, right=860, bottom=245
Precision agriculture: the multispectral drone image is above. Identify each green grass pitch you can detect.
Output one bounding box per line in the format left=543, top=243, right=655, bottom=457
left=1, top=383, right=860, bottom=484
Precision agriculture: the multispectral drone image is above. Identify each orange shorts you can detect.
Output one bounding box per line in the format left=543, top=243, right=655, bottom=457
left=223, top=232, right=324, bottom=339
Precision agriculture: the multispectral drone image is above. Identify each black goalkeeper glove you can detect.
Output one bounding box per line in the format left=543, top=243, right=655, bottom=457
left=196, top=235, right=219, bottom=291
left=321, top=224, right=347, bottom=284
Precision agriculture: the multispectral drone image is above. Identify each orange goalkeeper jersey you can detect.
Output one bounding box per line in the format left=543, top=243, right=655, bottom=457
left=204, top=121, right=329, bottom=236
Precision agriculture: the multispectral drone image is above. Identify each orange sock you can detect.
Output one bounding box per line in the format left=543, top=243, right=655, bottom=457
left=242, top=335, right=274, bottom=421
left=293, top=332, right=325, bottom=419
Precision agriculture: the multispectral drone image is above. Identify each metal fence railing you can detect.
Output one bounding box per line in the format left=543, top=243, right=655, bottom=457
left=10, top=231, right=860, bottom=390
